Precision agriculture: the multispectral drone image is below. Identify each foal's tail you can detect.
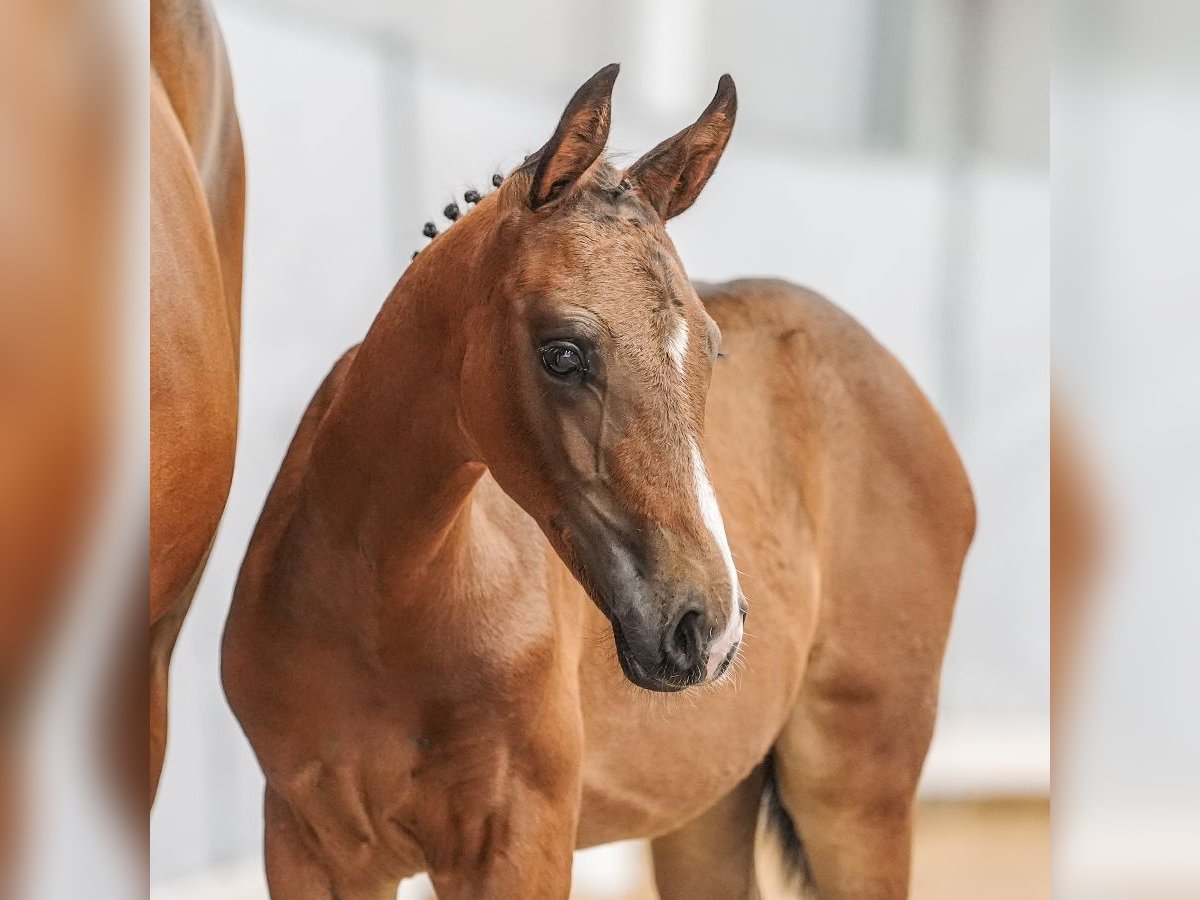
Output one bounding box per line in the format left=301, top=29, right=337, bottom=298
left=761, top=754, right=815, bottom=892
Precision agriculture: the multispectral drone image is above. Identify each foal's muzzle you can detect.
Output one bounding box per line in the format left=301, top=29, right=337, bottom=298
left=610, top=592, right=743, bottom=692
left=550, top=500, right=743, bottom=691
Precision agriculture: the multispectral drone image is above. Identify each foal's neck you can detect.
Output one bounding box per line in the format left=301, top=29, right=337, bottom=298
left=306, top=211, right=496, bottom=593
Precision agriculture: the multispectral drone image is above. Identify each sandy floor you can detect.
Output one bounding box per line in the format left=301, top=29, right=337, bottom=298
left=908, top=800, right=1049, bottom=899
left=574, top=798, right=1050, bottom=900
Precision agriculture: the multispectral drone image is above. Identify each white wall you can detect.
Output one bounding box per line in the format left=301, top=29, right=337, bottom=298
left=1056, top=67, right=1200, bottom=895
left=151, top=0, right=1048, bottom=888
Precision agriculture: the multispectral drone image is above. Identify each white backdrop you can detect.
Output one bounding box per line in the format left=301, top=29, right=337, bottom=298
left=151, top=0, right=1048, bottom=891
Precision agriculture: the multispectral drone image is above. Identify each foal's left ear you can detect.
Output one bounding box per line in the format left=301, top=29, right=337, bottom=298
left=627, top=75, right=737, bottom=220
left=529, top=63, right=620, bottom=210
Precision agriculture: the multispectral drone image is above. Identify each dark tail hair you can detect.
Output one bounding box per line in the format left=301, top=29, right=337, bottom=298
left=761, top=754, right=815, bottom=891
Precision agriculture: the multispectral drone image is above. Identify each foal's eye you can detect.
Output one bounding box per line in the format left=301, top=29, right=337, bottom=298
left=539, top=341, right=587, bottom=379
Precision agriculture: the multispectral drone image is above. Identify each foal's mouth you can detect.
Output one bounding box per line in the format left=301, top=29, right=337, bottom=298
left=610, top=617, right=706, bottom=693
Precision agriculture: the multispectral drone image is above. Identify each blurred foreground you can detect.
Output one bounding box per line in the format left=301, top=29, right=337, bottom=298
left=1053, top=0, right=1200, bottom=896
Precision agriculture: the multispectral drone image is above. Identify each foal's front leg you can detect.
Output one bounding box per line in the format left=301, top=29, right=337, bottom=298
left=425, top=693, right=584, bottom=900
left=427, top=776, right=580, bottom=900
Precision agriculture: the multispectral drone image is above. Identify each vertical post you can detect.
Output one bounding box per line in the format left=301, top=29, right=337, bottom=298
left=378, top=35, right=422, bottom=270
left=935, top=0, right=984, bottom=432
left=866, top=0, right=914, bottom=150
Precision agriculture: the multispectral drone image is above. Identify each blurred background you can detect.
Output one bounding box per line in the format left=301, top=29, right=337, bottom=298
left=149, top=0, right=1050, bottom=896
left=1053, top=1, right=1200, bottom=897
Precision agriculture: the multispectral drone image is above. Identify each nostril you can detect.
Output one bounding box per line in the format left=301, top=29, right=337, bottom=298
left=668, top=609, right=706, bottom=671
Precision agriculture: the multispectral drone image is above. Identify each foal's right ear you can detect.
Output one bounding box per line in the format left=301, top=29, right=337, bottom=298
left=528, top=63, right=620, bottom=211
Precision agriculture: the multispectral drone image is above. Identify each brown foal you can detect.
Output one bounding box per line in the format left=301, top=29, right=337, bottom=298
left=223, top=65, right=974, bottom=899
left=150, top=0, right=245, bottom=806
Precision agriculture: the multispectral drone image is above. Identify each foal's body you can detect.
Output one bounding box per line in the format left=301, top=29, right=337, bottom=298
left=226, top=279, right=972, bottom=897
left=225, top=67, right=973, bottom=898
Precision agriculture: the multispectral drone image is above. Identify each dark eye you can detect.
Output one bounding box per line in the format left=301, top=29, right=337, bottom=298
left=539, top=341, right=587, bottom=379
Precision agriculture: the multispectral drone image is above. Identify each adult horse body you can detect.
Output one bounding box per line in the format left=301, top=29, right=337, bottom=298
left=1, top=0, right=116, bottom=871
left=223, top=67, right=973, bottom=898
left=150, top=0, right=244, bottom=804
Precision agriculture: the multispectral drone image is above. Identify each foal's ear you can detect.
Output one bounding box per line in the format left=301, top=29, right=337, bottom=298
left=529, top=63, right=620, bottom=210
left=627, top=75, right=737, bottom=220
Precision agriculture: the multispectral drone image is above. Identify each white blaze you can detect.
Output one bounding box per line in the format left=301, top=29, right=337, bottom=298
left=667, top=319, right=689, bottom=374
left=688, top=439, right=743, bottom=679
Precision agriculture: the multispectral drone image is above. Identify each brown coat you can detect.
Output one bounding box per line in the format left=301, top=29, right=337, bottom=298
left=149, top=0, right=244, bottom=805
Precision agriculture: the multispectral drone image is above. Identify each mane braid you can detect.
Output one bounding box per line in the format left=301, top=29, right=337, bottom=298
left=409, top=172, right=505, bottom=263
left=408, top=158, right=637, bottom=264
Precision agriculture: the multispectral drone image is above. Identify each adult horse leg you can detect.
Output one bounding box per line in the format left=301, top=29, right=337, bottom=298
left=649, top=764, right=765, bottom=900
left=148, top=551, right=206, bottom=804
left=148, top=609, right=184, bottom=804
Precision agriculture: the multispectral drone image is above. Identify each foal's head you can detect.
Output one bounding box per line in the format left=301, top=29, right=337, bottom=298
left=445, top=65, right=742, bottom=691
